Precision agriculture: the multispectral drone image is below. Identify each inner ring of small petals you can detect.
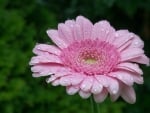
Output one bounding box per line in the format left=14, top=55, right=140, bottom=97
left=60, top=39, right=120, bottom=75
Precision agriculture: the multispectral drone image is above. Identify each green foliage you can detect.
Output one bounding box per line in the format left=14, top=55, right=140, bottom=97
left=0, top=0, right=150, bottom=113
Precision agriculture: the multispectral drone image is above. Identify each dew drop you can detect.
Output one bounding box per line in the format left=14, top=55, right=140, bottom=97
left=115, top=33, right=119, bottom=37
left=93, top=88, right=97, bottom=92
left=129, top=34, right=134, bottom=38
left=37, top=47, right=41, bottom=49
left=134, top=41, right=139, bottom=45
left=81, top=84, right=86, bottom=89
left=112, top=89, right=117, bottom=94
left=106, top=30, right=109, bottom=34
left=46, top=78, right=50, bottom=83
left=101, top=29, right=105, bottom=32
left=70, top=24, right=74, bottom=27
left=118, top=76, right=122, bottom=79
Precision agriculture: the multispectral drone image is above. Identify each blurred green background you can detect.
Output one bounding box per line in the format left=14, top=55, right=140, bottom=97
left=0, top=0, right=150, bottom=113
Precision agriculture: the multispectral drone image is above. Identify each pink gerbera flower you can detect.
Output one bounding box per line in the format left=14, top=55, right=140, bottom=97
left=29, top=16, right=149, bottom=104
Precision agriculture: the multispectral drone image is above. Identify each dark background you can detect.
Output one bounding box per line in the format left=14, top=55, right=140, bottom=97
left=0, top=0, right=150, bottom=113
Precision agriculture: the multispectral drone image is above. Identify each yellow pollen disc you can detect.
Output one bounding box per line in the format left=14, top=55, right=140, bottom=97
left=84, top=58, right=97, bottom=64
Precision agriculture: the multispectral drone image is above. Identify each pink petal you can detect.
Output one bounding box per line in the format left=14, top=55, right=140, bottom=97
left=31, top=65, right=53, bottom=77
left=110, top=91, right=121, bottom=102
left=120, top=48, right=144, bottom=62
left=91, top=78, right=103, bottom=94
left=116, top=62, right=143, bottom=75
left=107, top=78, right=119, bottom=95
left=129, top=55, right=150, bottom=66
left=121, top=85, right=136, bottom=104
left=93, top=89, right=108, bottom=103
left=76, top=16, right=93, bottom=39
left=46, top=29, right=67, bottom=48
left=113, top=30, right=133, bottom=49
left=95, top=75, right=109, bottom=87
left=29, top=55, right=62, bottom=65
left=58, top=23, right=74, bottom=44
left=51, top=79, right=60, bottom=86
left=91, top=20, right=115, bottom=42
left=59, top=75, right=72, bottom=86
left=117, top=39, right=133, bottom=52
left=129, top=33, right=144, bottom=48
left=46, top=75, right=57, bottom=83
left=109, top=71, right=134, bottom=86
left=66, top=85, right=80, bottom=95
left=70, top=73, right=85, bottom=85
left=80, top=76, right=93, bottom=92
left=32, top=72, right=45, bottom=77
left=31, top=64, right=67, bottom=77
left=79, top=90, right=91, bottom=99
left=110, top=81, right=121, bottom=101
left=33, top=44, right=61, bottom=56
left=132, top=75, right=143, bottom=84
left=73, top=24, right=83, bottom=41
left=65, top=20, right=76, bottom=29
left=95, top=75, right=119, bottom=94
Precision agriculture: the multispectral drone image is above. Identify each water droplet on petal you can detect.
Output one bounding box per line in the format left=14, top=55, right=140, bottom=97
left=93, top=88, right=97, bottom=92
left=37, top=47, right=41, bottom=49
left=115, top=33, right=119, bottom=37
left=48, top=72, right=53, bottom=75
left=134, top=41, right=139, bottom=45
left=70, top=24, right=74, bottom=27
left=129, top=34, right=134, bottom=38
left=82, top=84, right=86, bottom=89
left=101, top=29, right=105, bottom=32
left=106, top=30, right=109, bottom=34
left=112, top=89, right=117, bottom=94
left=118, top=76, right=122, bottom=79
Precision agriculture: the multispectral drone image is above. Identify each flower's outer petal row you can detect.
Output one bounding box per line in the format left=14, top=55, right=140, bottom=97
left=45, top=70, right=140, bottom=103
left=33, top=44, right=61, bottom=56
left=91, top=20, right=115, bottom=42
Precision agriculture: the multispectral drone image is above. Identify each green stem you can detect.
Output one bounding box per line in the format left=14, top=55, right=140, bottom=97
left=90, top=96, right=100, bottom=113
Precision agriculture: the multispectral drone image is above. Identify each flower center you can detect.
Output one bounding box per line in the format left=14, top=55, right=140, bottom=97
left=84, top=57, right=97, bottom=64
left=60, top=39, right=120, bottom=75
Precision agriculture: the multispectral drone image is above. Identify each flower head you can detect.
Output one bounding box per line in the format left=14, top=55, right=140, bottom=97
left=29, top=16, right=149, bottom=104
